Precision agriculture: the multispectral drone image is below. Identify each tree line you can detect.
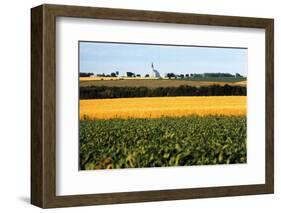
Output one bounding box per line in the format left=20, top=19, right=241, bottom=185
left=166, top=72, right=243, bottom=79
left=80, top=72, right=94, bottom=77
left=80, top=85, right=246, bottom=99
left=80, top=72, right=245, bottom=79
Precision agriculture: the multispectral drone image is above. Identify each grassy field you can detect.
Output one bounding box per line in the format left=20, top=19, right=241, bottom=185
left=80, top=96, right=246, bottom=119
left=80, top=115, right=247, bottom=170
left=80, top=78, right=247, bottom=88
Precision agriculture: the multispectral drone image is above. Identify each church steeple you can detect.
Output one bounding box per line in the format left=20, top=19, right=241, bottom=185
left=150, top=62, right=160, bottom=78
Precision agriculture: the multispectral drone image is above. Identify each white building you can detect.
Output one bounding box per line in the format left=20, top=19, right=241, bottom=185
left=150, top=62, right=161, bottom=78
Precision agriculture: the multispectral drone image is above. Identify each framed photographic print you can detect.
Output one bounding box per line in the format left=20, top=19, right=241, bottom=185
left=31, top=4, right=274, bottom=208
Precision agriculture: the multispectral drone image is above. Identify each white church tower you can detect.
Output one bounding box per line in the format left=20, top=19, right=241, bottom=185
left=150, top=62, right=161, bottom=78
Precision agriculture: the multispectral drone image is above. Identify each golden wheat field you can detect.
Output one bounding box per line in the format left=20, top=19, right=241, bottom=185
left=80, top=96, right=246, bottom=120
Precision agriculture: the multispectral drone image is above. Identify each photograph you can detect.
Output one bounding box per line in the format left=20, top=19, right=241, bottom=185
left=79, top=41, right=247, bottom=170
left=30, top=4, right=274, bottom=208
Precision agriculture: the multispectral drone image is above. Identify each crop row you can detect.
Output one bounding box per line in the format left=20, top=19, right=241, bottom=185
left=80, top=115, right=247, bottom=170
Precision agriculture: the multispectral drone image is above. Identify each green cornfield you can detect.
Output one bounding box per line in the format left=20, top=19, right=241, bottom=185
left=79, top=115, right=247, bottom=170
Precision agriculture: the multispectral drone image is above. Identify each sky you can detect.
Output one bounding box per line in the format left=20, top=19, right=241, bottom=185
left=79, top=41, right=247, bottom=77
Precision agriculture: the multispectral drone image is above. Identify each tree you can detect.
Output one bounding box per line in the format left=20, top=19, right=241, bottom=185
left=185, top=74, right=189, bottom=78
left=136, top=74, right=141, bottom=77
left=79, top=72, right=94, bottom=77
left=166, top=73, right=176, bottom=79
left=145, top=74, right=150, bottom=78
left=192, top=73, right=203, bottom=78
left=97, top=73, right=105, bottom=77
left=235, top=73, right=243, bottom=78
left=80, top=85, right=247, bottom=99
left=126, top=72, right=135, bottom=77
left=203, top=73, right=234, bottom=77
left=179, top=74, right=184, bottom=79
left=110, top=72, right=117, bottom=77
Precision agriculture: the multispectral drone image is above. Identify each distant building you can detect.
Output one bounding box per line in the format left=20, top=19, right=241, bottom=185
left=150, top=62, right=161, bottom=78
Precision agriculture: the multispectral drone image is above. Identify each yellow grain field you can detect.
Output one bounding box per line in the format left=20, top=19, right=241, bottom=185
left=80, top=96, right=246, bottom=120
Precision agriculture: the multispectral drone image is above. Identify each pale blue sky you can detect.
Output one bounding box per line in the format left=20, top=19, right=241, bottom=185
left=79, top=41, right=247, bottom=77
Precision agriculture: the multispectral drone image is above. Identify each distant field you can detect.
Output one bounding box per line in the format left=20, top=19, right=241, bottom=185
left=80, top=96, right=246, bottom=120
left=234, top=80, right=246, bottom=86
left=80, top=78, right=247, bottom=88
left=181, top=77, right=246, bottom=82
